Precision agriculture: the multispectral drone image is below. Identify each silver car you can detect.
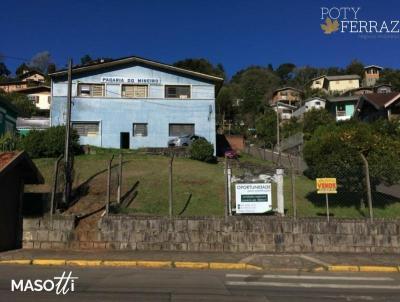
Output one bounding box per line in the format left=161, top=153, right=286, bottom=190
left=168, top=134, right=204, bottom=147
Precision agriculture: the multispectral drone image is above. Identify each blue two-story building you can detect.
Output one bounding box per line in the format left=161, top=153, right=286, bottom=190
left=50, top=56, right=223, bottom=152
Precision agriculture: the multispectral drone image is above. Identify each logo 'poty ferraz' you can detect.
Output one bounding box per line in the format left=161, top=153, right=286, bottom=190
left=320, top=7, right=400, bottom=35
left=11, top=271, right=78, bottom=295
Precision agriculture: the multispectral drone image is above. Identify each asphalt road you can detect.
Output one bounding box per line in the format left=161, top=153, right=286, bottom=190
left=1, top=265, right=400, bottom=302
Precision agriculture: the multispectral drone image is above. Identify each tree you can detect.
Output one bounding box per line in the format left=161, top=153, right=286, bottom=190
left=0, top=92, right=37, bottom=117
left=303, top=120, right=400, bottom=197
left=346, top=59, right=364, bottom=78
left=216, top=85, right=236, bottom=125
left=378, top=68, right=400, bottom=91
left=80, top=54, right=93, bottom=65
left=0, top=62, right=10, bottom=77
left=15, top=63, right=30, bottom=76
left=47, top=63, right=56, bottom=74
left=275, top=63, right=296, bottom=83
left=29, top=51, right=53, bottom=73
left=303, top=108, right=335, bottom=138
left=173, top=58, right=225, bottom=79
left=255, top=108, right=277, bottom=146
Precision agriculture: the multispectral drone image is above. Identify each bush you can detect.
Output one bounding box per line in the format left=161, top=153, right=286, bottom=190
left=189, top=139, right=215, bottom=163
left=20, top=126, right=80, bottom=158
left=0, top=132, right=20, bottom=151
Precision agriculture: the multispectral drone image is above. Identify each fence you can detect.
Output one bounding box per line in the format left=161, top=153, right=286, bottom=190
left=244, top=144, right=307, bottom=173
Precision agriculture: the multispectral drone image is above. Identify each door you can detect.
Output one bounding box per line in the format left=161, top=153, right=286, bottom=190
left=120, top=132, right=130, bottom=149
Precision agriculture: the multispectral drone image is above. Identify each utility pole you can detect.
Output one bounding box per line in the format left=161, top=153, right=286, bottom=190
left=276, top=102, right=281, bottom=166
left=63, top=59, right=73, bottom=205
left=360, top=153, right=373, bottom=222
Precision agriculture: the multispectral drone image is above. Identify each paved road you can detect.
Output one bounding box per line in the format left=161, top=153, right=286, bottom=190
left=1, top=265, right=400, bottom=301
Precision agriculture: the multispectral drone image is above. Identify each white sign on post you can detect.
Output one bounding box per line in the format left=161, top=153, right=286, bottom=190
left=235, top=183, right=272, bottom=214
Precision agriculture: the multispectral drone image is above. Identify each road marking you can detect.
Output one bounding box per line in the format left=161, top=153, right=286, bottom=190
left=226, top=274, right=394, bottom=281
left=226, top=281, right=400, bottom=290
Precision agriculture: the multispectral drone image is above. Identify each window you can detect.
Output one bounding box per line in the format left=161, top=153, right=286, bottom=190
left=280, top=91, right=288, bottom=96
left=122, top=85, right=148, bottom=98
left=0, top=113, right=3, bottom=124
left=169, top=124, right=194, bottom=136
left=315, top=101, right=321, bottom=105
left=348, top=80, right=353, bottom=83
left=77, top=84, right=105, bottom=97
left=72, top=122, right=99, bottom=136
left=315, top=80, right=321, bottom=85
left=28, top=95, right=39, bottom=104
left=165, top=85, right=190, bottom=99
left=133, top=123, right=148, bottom=136
left=48, top=96, right=51, bottom=104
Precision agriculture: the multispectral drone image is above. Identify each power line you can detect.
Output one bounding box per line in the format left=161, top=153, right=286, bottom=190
left=0, top=54, right=30, bottom=62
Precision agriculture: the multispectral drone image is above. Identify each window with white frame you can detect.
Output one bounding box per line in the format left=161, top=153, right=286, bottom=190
left=77, top=84, right=105, bottom=97
left=169, top=123, right=194, bottom=136
left=165, top=85, right=190, bottom=99
left=133, top=123, right=148, bottom=136
left=122, top=85, right=148, bottom=98
left=72, top=122, right=99, bottom=136
left=28, top=95, right=39, bottom=104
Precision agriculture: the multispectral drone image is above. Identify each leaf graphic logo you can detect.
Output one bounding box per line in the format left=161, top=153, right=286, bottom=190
left=321, top=17, right=339, bottom=34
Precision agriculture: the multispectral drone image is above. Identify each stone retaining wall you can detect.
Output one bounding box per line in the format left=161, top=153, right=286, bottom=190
left=22, top=215, right=400, bottom=253
left=22, top=215, right=76, bottom=249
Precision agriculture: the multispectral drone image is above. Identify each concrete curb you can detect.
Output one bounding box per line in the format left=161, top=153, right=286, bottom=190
left=0, top=259, right=262, bottom=270
left=313, top=265, right=400, bottom=273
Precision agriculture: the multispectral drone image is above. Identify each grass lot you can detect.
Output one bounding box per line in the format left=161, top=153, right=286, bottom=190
left=31, top=152, right=400, bottom=218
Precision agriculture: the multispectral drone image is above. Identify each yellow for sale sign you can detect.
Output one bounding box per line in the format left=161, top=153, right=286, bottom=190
left=316, top=178, right=337, bottom=194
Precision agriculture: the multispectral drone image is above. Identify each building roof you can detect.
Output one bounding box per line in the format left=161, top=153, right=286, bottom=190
left=17, top=117, right=50, bottom=129
left=325, top=75, right=361, bottom=81
left=361, top=92, right=400, bottom=109
left=15, top=86, right=50, bottom=94
left=340, top=87, right=374, bottom=97
left=273, top=86, right=303, bottom=94
left=19, top=70, right=45, bottom=80
left=50, top=55, right=224, bottom=88
left=0, top=151, right=44, bottom=184
left=327, top=95, right=360, bottom=103
left=364, top=65, right=383, bottom=70
left=0, top=95, right=19, bottom=115
left=304, top=97, right=326, bottom=103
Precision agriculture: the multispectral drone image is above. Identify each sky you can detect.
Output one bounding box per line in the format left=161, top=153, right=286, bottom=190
left=1, top=0, right=400, bottom=77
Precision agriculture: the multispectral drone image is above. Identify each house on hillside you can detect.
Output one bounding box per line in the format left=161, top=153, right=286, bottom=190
left=355, top=92, right=400, bottom=122
left=323, top=75, right=360, bottom=93
left=0, top=81, right=31, bottom=93
left=270, top=87, right=302, bottom=107
left=16, top=117, right=50, bottom=135
left=50, top=55, right=223, bottom=152
left=16, top=86, right=51, bottom=110
left=374, top=84, right=392, bottom=94
left=292, top=97, right=326, bottom=119
left=363, top=65, right=383, bottom=87
left=0, top=96, right=18, bottom=136
left=19, top=70, right=46, bottom=83
left=309, top=75, right=325, bottom=90
left=326, top=95, right=359, bottom=121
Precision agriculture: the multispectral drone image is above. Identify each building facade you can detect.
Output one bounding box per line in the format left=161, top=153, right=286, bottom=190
left=326, top=95, right=359, bottom=121
left=16, top=86, right=51, bottom=110
left=363, top=65, right=382, bottom=87
left=270, top=87, right=302, bottom=106
left=50, top=56, right=222, bottom=151
left=323, top=75, right=360, bottom=93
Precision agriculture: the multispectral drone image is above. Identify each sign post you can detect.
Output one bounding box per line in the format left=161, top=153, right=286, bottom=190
left=235, top=183, right=272, bottom=214
left=316, top=178, right=337, bottom=222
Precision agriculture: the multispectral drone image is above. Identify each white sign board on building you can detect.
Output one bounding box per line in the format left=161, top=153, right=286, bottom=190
left=100, top=77, right=161, bottom=84
left=235, top=183, right=272, bottom=214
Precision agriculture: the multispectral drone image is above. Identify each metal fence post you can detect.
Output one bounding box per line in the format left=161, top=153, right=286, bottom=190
left=169, top=152, right=174, bottom=218
left=288, top=155, right=296, bottom=219
left=117, top=153, right=122, bottom=204
left=106, top=155, right=114, bottom=215
left=360, top=153, right=373, bottom=222
left=224, top=156, right=229, bottom=219
left=50, top=154, right=63, bottom=218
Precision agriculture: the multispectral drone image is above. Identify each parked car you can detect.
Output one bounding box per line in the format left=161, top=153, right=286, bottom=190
left=168, top=134, right=205, bottom=147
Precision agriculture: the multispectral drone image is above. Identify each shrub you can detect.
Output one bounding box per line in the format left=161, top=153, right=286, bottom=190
left=189, top=139, right=215, bottom=163
left=20, top=126, right=80, bottom=158
left=0, top=132, right=20, bottom=151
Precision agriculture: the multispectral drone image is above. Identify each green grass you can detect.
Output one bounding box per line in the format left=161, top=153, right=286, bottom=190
left=30, top=152, right=400, bottom=218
